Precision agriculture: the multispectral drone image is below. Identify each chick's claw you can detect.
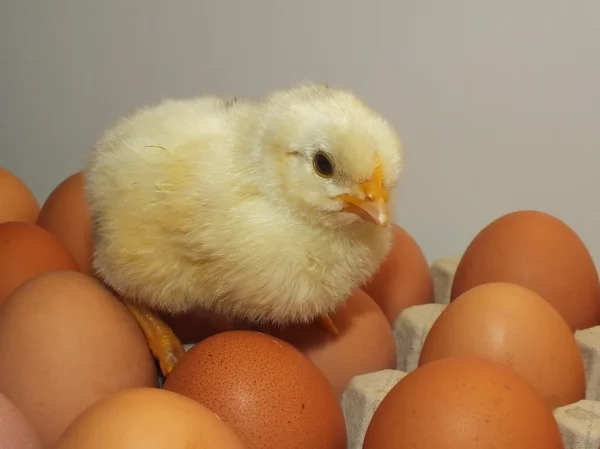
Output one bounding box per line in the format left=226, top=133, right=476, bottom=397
left=156, top=340, right=185, bottom=376
left=123, top=301, right=185, bottom=377
left=318, top=315, right=340, bottom=336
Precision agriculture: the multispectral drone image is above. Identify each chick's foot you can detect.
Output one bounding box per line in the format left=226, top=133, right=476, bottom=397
left=318, top=315, right=340, bottom=335
left=124, top=301, right=186, bottom=376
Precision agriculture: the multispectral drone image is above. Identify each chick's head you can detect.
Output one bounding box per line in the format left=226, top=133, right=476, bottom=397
left=253, top=83, right=403, bottom=229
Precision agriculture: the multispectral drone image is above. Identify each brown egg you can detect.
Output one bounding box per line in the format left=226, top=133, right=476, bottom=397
left=363, top=224, right=434, bottom=324
left=0, top=271, right=158, bottom=448
left=0, top=222, right=79, bottom=304
left=163, top=330, right=346, bottom=449
left=36, top=172, right=93, bottom=274
left=419, top=282, right=585, bottom=408
left=0, top=392, right=40, bottom=449
left=451, top=210, right=600, bottom=330
left=363, top=356, right=565, bottom=449
left=270, top=290, right=396, bottom=398
left=0, top=168, right=40, bottom=224
left=54, top=388, right=247, bottom=449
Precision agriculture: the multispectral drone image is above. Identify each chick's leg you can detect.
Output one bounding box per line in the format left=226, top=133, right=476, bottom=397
left=318, top=315, right=340, bottom=336
left=124, top=301, right=186, bottom=376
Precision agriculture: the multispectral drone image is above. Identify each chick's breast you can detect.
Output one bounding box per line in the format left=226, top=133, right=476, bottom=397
left=85, top=96, right=393, bottom=324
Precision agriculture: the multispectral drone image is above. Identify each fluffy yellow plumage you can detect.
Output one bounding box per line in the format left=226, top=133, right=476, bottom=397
left=84, top=82, right=404, bottom=375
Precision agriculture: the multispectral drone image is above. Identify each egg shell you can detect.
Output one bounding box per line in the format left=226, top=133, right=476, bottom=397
left=451, top=209, right=600, bottom=330
left=0, top=392, right=40, bottom=449
left=363, top=356, right=565, bottom=449
left=0, top=222, right=79, bottom=304
left=36, top=172, right=93, bottom=274
left=270, top=289, right=396, bottom=398
left=54, top=387, right=247, bottom=449
left=163, top=330, right=346, bottom=449
left=419, top=282, right=586, bottom=408
left=362, top=224, right=434, bottom=324
left=0, top=168, right=39, bottom=224
left=0, top=271, right=158, bottom=448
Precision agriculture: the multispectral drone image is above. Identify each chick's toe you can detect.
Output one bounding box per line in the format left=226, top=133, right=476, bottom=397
left=124, top=301, right=186, bottom=376
left=318, top=315, right=340, bottom=336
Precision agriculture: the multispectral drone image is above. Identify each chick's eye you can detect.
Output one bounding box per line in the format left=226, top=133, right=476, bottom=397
left=312, top=151, right=334, bottom=178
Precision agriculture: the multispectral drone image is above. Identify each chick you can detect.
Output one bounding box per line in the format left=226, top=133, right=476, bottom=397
left=84, top=83, right=404, bottom=376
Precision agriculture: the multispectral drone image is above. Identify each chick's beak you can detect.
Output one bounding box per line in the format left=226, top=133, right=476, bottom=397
left=336, top=163, right=389, bottom=227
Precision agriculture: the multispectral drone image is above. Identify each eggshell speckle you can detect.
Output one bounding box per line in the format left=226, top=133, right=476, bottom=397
left=163, top=330, right=346, bottom=449
left=271, top=289, right=396, bottom=397
left=36, top=172, right=93, bottom=274
left=0, top=271, right=158, bottom=448
left=0, top=168, right=39, bottom=224
left=363, top=224, right=434, bottom=324
left=419, top=282, right=586, bottom=408
left=54, top=388, right=247, bottom=449
left=0, top=222, right=79, bottom=304
left=363, top=356, right=565, bottom=449
left=451, top=210, right=600, bottom=330
left=0, top=392, right=40, bottom=449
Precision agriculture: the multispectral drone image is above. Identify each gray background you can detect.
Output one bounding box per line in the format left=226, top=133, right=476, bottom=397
left=1, top=1, right=598, bottom=264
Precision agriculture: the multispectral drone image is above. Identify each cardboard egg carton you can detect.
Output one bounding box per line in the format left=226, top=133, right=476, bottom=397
left=341, top=256, right=600, bottom=449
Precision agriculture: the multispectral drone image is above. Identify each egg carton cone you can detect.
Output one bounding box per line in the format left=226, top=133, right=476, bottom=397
left=340, top=256, right=600, bottom=449
left=340, top=370, right=408, bottom=449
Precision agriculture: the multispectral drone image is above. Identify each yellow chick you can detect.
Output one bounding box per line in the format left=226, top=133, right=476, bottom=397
left=84, top=83, right=404, bottom=376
